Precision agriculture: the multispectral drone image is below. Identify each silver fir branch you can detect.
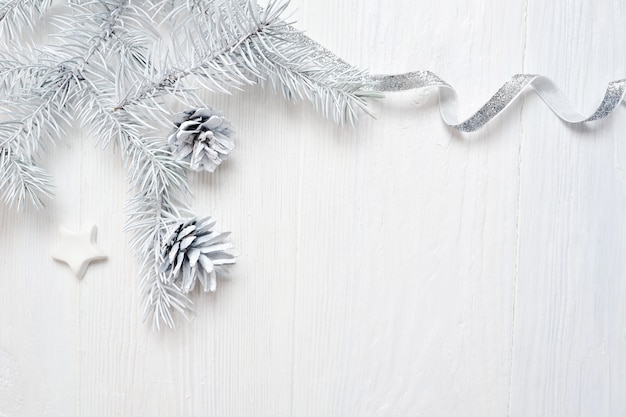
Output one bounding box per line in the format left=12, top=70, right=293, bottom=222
left=0, top=0, right=51, bottom=40
left=116, top=0, right=379, bottom=125
left=0, top=0, right=379, bottom=329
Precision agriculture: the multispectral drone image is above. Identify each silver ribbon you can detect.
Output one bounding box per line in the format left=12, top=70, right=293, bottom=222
left=367, top=72, right=626, bottom=132
left=291, top=30, right=626, bottom=131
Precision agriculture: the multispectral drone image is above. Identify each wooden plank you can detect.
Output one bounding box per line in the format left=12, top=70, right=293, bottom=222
left=10, top=0, right=626, bottom=416
left=0, top=131, right=81, bottom=416
left=289, top=0, right=524, bottom=416
left=510, top=1, right=626, bottom=416
left=0, top=13, right=82, bottom=416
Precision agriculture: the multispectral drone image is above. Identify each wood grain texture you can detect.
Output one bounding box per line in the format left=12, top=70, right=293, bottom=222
left=0, top=0, right=624, bottom=416
left=290, top=1, right=522, bottom=416
left=510, top=1, right=626, bottom=417
left=0, top=137, right=81, bottom=417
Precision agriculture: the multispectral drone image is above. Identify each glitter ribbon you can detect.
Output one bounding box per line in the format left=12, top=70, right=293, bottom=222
left=367, top=72, right=626, bottom=132
left=289, top=28, right=626, bottom=131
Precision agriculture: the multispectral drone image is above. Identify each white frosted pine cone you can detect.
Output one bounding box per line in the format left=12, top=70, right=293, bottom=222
left=160, top=217, right=236, bottom=293
left=168, top=108, right=234, bottom=172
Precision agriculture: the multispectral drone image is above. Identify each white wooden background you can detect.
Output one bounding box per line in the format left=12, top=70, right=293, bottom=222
left=2, top=0, right=626, bottom=416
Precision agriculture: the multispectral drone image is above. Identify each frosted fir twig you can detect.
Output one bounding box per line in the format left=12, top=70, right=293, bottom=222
left=233, top=2, right=380, bottom=124
left=122, top=131, right=193, bottom=328
left=231, top=21, right=379, bottom=125
left=0, top=0, right=51, bottom=40
left=0, top=95, right=68, bottom=153
left=77, top=78, right=194, bottom=329
left=108, top=1, right=289, bottom=105
left=0, top=142, right=53, bottom=210
left=0, top=52, right=95, bottom=208
left=115, top=0, right=378, bottom=124
left=127, top=192, right=194, bottom=330
left=0, top=1, right=131, bottom=208
left=0, top=87, right=73, bottom=208
left=54, top=0, right=149, bottom=79
left=122, top=133, right=193, bottom=329
left=0, top=58, right=56, bottom=97
left=0, top=0, right=152, bottom=209
left=75, top=80, right=195, bottom=328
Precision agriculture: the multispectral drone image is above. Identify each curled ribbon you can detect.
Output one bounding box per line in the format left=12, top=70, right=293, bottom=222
left=292, top=30, right=626, bottom=131
left=367, top=72, right=626, bottom=132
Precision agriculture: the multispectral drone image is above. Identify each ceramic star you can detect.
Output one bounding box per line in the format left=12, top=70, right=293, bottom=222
left=51, top=225, right=107, bottom=279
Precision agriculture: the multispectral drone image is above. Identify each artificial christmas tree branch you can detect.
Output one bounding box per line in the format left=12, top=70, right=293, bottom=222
left=0, top=0, right=51, bottom=40
left=3, top=0, right=622, bottom=330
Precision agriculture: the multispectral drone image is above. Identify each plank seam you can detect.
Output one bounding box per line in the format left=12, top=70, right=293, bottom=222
left=289, top=132, right=305, bottom=417
left=506, top=1, right=530, bottom=416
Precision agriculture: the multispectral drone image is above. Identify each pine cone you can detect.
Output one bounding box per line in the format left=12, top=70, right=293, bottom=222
left=160, top=217, right=236, bottom=293
left=168, top=108, right=234, bottom=172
